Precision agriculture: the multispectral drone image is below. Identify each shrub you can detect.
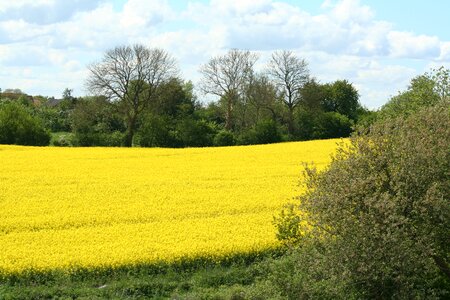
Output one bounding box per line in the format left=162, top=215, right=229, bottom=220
left=72, top=131, right=103, bottom=146
left=138, top=114, right=177, bottom=147
left=314, top=111, right=353, bottom=139
left=0, top=102, right=50, bottom=146
left=213, top=130, right=236, bottom=146
left=254, top=119, right=282, bottom=144
left=236, top=129, right=258, bottom=145
left=71, top=96, right=125, bottom=147
left=106, top=131, right=125, bottom=147
left=177, top=118, right=216, bottom=147
left=53, top=134, right=73, bottom=147
left=274, top=100, right=450, bottom=299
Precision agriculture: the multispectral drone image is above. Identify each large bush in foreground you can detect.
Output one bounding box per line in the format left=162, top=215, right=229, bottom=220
left=0, top=102, right=50, bottom=146
left=274, top=100, right=449, bottom=299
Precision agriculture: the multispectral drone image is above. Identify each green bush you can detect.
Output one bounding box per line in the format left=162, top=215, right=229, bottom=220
left=137, top=114, right=177, bottom=147
left=177, top=118, right=216, bottom=147
left=0, top=102, right=50, bottom=146
left=71, top=96, right=125, bottom=147
left=106, top=131, right=125, bottom=147
left=72, top=131, right=103, bottom=146
left=213, top=130, right=236, bottom=146
left=254, top=119, right=282, bottom=144
left=296, top=110, right=353, bottom=140
left=236, top=129, right=258, bottom=145
left=52, top=134, right=73, bottom=147
left=274, top=101, right=450, bottom=299
left=314, top=111, right=353, bottom=139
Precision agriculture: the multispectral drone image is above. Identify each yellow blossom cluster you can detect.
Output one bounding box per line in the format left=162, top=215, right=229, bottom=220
left=0, top=140, right=340, bottom=275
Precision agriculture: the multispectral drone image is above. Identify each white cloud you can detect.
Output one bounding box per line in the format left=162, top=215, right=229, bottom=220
left=120, top=0, right=173, bottom=29
left=327, top=0, right=374, bottom=24
left=438, top=42, right=450, bottom=62
left=0, top=44, right=53, bottom=66
left=185, top=0, right=384, bottom=57
left=0, top=0, right=105, bottom=24
left=388, top=31, right=441, bottom=59
left=209, top=0, right=273, bottom=15
left=0, top=20, right=49, bottom=43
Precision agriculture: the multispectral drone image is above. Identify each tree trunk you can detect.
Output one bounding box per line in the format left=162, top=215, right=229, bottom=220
left=124, top=115, right=137, bottom=147
left=225, top=94, right=234, bottom=131
left=287, top=106, right=295, bottom=136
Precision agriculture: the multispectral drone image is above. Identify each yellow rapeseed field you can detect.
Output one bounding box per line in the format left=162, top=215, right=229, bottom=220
left=0, top=140, right=341, bottom=276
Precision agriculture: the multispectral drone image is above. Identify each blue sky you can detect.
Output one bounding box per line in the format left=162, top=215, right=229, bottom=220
left=0, top=0, right=449, bottom=109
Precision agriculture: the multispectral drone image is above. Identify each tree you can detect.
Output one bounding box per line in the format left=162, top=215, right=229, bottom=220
left=299, top=78, right=327, bottom=112
left=86, top=44, right=178, bottom=146
left=429, top=66, right=450, bottom=100
left=200, top=49, right=258, bottom=130
left=62, top=88, right=74, bottom=101
left=137, top=113, right=176, bottom=148
left=274, top=100, right=450, bottom=298
left=3, top=88, right=23, bottom=94
left=254, top=118, right=282, bottom=144
left=322, top=80, right=360, bottom=120
left=151, top=78, right=195, bottom=117
left=268, top=50, right=309, bottom=135
left=0, top=102, right=50, bottom=146
left=378, top=67, right=449, bottom=121
left=71, top=96, right=125, bottom=146
left=245, top=73, right=280, bottom=125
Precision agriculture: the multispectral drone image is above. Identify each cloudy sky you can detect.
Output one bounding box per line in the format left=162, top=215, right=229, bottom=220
left=0, top=0, right=449, bottom=109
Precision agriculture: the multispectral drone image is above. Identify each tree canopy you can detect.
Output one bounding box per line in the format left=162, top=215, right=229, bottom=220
left=86, top=44, right=178, bottom=146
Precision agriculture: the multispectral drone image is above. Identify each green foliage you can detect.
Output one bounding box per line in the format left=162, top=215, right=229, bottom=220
left=36, top=105, right=72, bottom=132
left=177, top=118, right=216, bottom=147
left=71, top=96, right=125, bottom=147
left=137, top=113, right=177, bottom=147
left=236, top=119, right=283, bottom=145
left=296, top=110, right=353, bottom=140
left=51, top=132, right=73, bottom=147
left=295, top=108, right=317, bottom=140
left=275, top=101, right=450, bottom=299
left=322, top=79, right=361, bottom=120
left=273, top=205, right=302, bottom=246
left=296, top=79, right=363, bottom=141
left=0, top=102, right=50, bottom=146
left=152, top=78, right=196, bottom=118
left=236, top=128, right=258, bottom=145
left=315, top=111, right=353, bottom=138
left=0, top=249, right=284, bottom=299
left=379, top=74, right=440, bottom=120
left=214, top=130, right=236, bottom=146
left=253, top=119, right=283, bottom=144
left=299, top=78, right=327, bottom=112
left=429, top=66, right=450, bottom=100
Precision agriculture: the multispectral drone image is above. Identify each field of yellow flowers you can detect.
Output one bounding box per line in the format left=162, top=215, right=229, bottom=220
left=0, top=140, right=340, bottom=276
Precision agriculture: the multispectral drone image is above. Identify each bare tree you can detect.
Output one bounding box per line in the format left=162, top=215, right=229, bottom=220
left=86, top=44, right=178, bottom=146
left=246, top=73, right=280, bottom=124
left=268, top=50, right=309, bottom=134
left=199, top=49, right=258, bottom=130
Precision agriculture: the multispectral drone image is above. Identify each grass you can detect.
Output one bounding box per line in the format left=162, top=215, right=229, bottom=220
left=0, top=249, right=283, bottom=299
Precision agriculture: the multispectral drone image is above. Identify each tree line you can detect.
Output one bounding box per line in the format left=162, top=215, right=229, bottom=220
left=2, top=44, right=374, bottom=147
